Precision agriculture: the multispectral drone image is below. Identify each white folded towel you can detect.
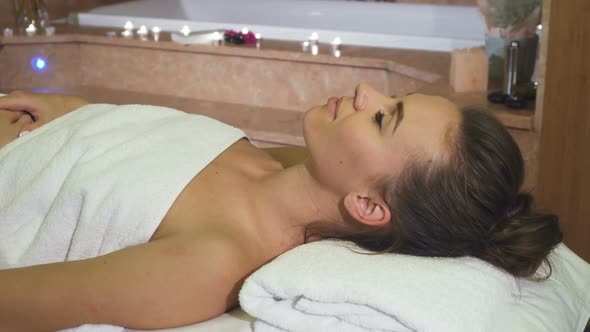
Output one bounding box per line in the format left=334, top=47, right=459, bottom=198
left=239, top=240, right=590, bottom=332
left=0, top=103, right=245, bottom=331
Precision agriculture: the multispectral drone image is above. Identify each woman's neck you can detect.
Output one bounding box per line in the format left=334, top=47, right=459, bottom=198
left=245, top=163, right=343, bottom=256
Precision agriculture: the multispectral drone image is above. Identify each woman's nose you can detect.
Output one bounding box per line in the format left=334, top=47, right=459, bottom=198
left=354, top=83, right=369, bottom=111
left=354, top=83, right=392, bottom=112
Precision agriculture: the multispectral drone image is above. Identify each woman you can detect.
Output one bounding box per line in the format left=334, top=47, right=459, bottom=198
left=0, top=83, right=561, bottom=331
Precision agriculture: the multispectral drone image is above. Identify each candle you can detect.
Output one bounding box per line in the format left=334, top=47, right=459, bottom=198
left=121, top=29, right=133, bottom=39
left=211, top=31, right=223, bottom=46
left=301, top=40, right=310, bottom=52
left=309, top=32, right=320, bottom=44
left=137, top=25, right=148, bottom=40
left=331, top=37, right=342, bottom=57
left=124, top=21, right=134, bottom=31
left=180, top=25, right=191, bottom=37
left=309, top=32, right=319, bottom=50
left=25, top=23, right=36, bottom=36
left=311, top=44, right=319, bottom=56
left=151, top=26, right=161, bottom=41
left=122, top=21, right=134, bottom=38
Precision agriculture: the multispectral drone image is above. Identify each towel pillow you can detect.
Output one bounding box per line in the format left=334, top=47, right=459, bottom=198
left=495, top=244, right=590, bottom=331
left=240, top=241, right=590, bottom=332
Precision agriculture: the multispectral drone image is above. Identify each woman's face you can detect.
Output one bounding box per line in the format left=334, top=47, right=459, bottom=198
left=303, top=83, right=460, bottom=195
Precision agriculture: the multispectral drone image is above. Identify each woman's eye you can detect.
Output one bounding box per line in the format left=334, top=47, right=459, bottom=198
left=374, top=110, right=384, bottom=128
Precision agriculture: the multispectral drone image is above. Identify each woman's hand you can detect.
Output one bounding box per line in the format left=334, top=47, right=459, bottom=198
left=0, top=109, right=34, bottom=149
left=0, top=91, right=90, bottom=134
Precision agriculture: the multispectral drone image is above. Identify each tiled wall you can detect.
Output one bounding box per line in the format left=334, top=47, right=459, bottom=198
left=0, top=0, right=132, bottom=29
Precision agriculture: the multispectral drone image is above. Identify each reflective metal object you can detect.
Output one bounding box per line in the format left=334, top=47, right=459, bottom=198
left=503, top=41, right=519, bottom=96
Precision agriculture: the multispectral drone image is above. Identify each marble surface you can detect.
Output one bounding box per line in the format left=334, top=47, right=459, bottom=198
left=77, top=44, right=392, bottom=112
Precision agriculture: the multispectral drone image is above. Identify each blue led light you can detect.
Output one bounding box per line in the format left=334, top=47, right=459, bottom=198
left=32, top=57, right=46, bottom=70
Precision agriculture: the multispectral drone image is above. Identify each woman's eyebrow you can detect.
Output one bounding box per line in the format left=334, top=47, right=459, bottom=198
left=391, top=101, right=404, bottom=134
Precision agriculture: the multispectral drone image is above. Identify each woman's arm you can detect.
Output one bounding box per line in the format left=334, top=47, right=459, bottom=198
left=0, top=91, right=90, bottom=134
left=0, top=109, right=33, bottom=149
left=0, top=233, right=253, bottom=331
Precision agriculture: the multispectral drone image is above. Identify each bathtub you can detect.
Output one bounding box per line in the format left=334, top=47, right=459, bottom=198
left=78, top=0, right=485, bottom=51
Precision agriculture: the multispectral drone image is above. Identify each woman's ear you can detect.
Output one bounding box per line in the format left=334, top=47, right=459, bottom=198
left=343, top=192, right=391, bottom=227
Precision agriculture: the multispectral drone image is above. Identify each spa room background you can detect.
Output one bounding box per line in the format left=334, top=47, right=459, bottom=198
left=0, top=0, right=588, bottom=263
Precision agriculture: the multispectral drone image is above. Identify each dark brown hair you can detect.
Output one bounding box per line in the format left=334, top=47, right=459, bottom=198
left=305, top=107, right=562, bottom=279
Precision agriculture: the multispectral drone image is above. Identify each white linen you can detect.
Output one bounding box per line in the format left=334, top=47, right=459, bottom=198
left=0, top=103, right=245, bottom=332
left=240, top=240, right=590, bottom=332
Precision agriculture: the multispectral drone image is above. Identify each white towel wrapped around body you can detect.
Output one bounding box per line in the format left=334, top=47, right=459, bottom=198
left=240, top=240, right=590, bottom=332
left=0, top=103, right=245, bottom=331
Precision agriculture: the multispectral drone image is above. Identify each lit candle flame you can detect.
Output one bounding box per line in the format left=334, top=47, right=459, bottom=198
left=124, top=21, right=134, bottom=30
left=311, top=44, right=319, bottom=55
left=180, top=25, right=191, bottom=36
left=151, top=26, right=161, bottom=41
left=25, top=23, right=36, bottom=36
